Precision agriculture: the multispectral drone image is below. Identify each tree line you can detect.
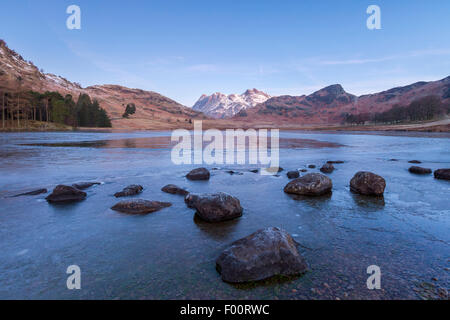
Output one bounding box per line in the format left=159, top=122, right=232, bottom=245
left=343, top=96, right=449, bottom=125
left=0, top=90, right=111, bottom=129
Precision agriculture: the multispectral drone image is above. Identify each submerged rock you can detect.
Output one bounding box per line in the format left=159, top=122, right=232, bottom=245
left=216, top=227, right=308, bottom=283
left=114, top=185, right=143, bottom=198
left=434, top=169, right=450, bottom=180
left=111, top=199, right=171, bottom=215
left=12, top=188, right=47, bottom=197
left=320, top=163, right=335, bottom=173
left=284, top=173, right=332, bottom=196
left=408, top=160, right=422, bottom=164
left=287, top=171, right=300, bottom=179
left=226, top=170, right=243, bottom=175
left=409, top=166, right=432, bottom=175
left=327, top=160, right=344, bottom=164
left=350, top=171, right=386, bottom=196
left=249, top=169, right=259, bottom=173
left=300, top=169, right=308, bottom=172
left=72, top=182, right=101, bottom=190
left=161, top=184, right=189, bottom=196
left=185, top=192, right=243, bottom=222
left=46, top=185, right=86, bottom=203
left=265, top=167, right=284, bottom=174
left=308, top=164, right=316, bottom=169
left=186, top=168, right=210, bottom=181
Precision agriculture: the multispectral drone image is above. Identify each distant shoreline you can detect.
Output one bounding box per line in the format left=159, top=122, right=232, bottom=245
left=1, top=118, right=449, bottom=133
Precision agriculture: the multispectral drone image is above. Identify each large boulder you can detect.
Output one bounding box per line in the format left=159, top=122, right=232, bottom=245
left=320, top=163, right=335, bottom=173
left=284, top=173, right=332, bottom=196
left=350, top=171, right=386, bottom=196
left=72, top=182, right=101, bottom=190
left=409, top=166, right=432, bottom=175
left=12, top=188, right=47, bottom=197
left=111, top=199, right=171, bottom=215
left=114, top=185, right=143, bottom=198
left=161, top=184, right=189, bottom=196
left=185, top=192, right=243, bottom=222
left=434, top=169, right=450, bottom=180
left=216, top=227, right=308, bottom=283
left=287, top=171, right=300, bottom=179
left=46, top=185, right=86, bottom=203
left=186, top=168, right=210, bottom=181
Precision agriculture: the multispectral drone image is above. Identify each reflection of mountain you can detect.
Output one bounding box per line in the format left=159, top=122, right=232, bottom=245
left=192, top=89, right=271, bottom=118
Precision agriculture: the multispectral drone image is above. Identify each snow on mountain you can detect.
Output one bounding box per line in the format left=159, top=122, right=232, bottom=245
left=192, top=88, right=271, bottom=118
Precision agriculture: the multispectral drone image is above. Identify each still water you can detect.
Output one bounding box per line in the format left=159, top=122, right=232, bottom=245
left=0, top=131, right=449, bottom=299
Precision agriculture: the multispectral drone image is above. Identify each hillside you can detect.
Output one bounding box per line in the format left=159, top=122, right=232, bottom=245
left=0, top=40, right=206, bottom=130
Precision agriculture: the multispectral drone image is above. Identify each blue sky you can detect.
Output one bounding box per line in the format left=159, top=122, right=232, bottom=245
left=1, top=0, right=450, bottom=106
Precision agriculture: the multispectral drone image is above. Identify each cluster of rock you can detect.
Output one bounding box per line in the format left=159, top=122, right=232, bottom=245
left=9, top=161, right=450, bottom=285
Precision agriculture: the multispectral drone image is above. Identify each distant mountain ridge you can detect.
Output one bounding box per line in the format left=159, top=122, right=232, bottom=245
left=192, top=88, right=271, bottom=118
left=235, top=78, right=450, bottom=124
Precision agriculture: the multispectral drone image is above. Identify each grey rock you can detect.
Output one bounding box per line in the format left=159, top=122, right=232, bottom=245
left=350, top=171, right=386, bottom=196
left=287, top=171, right=300, bottom=179
left=284, top=173, right=332, bottom=196
left=161, top=184, right=189, bottom=196
left=185, top=192, right=243, bottom=222
left=216, top=227, right=308, bottom=283
left=72, top=182, right=101, bottom=190
left=12, top=188, right=47, bottom=197
left=186, top=168, right=210, bottom=181
left=434, top=168, right=450, bottom=180
left=114, top=185, right=143, bottom=198
left=111, top=199, right=171, bottom=215
left=46, top=185, right=86, bottom=203
left=409, top=166, right=432, bottom=175
left=320, top=163, right=335, bottom=173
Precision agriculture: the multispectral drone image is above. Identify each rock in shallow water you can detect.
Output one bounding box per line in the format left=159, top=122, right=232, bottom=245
left=216, top=227, right=308, bottom=283
left=350, top=171, right=386, bottom=196
left=186, top=168, right=210, bottom=181
left=408, top=160, right=422, bottom=164
left=72, top=182, right=101, bottom=190
left=409, top=166, right=432, bottom=175
left=284, top=173, right=332, bottom=196
left=46, top=185, right=86, bottom=203
left=114, top=185, right=143, bottom=198
left=320, top=163, right=335, bottom=173
left=287, top=171, right=300, bottom=179
left=12, top=188, right=47, bottom=197
left=434, top=169, right=450, bottom=180
left=111, top=199, right=171, bottom=214
left=161, top=184, right=189, bottom=196
left=185, top=192, right=243, bottom=222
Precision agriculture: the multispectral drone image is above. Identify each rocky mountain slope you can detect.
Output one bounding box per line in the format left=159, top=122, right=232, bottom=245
left=192, top=88, right=271, bottom=118
left=0, top=40, right=205, bottom=129
left=235, top=79, right=450, bottom=125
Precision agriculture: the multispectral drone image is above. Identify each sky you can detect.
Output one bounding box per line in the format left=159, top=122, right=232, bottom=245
left=1, top=0, right=450, bottom=106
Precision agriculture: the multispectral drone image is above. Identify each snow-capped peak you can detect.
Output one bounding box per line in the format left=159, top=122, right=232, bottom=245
left=192, top=89, right=271, bottom=118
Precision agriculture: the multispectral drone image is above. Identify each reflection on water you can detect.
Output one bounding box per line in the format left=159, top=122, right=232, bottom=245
left=0, top=131, right=449, bottom=300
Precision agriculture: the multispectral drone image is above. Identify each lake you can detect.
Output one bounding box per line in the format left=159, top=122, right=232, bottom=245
left=0, top=130, right=449, bottom=299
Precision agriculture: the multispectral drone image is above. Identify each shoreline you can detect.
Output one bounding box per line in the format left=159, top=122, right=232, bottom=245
left=1, top=118, right=449, bottom=133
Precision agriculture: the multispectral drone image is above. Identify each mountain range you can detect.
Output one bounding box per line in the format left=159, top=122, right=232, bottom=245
left=192, top=89, right=271, bottom=118
left=1, top=39, right=449, bottom=129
